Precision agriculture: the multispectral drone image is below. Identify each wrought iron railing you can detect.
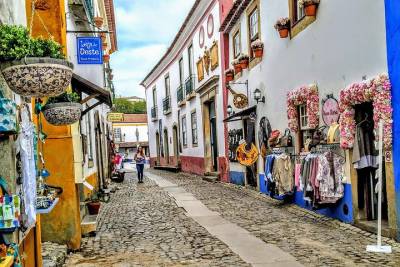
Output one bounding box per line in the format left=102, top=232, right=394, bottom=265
left=83, top=0, right=95, bottom=22
left=151, top=106, right=157, bottom=119
left=185, top=76, right=195, bottom=96
left=163, top=96, right=171, bottom=113
left=177, top=85, right=184, bottom=103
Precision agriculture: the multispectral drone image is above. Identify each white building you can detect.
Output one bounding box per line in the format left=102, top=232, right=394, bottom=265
left=112, top=114, right=149, bottom=159
left=222, top=0, right=393, bottom=232
left=141, top=0, right=231, bottom=180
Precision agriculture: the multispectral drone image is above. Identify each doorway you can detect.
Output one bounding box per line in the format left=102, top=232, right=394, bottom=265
left=243, top=117, right=257, bottom=187
left=208, top=100, right=218, bottom=172
left=172, top=125, right=179, bottom=166
left=164, top=129, right=170, bottom=164
left=354, top=102, right=388, bottom=222
left=155, top=132, right=160, bottom=165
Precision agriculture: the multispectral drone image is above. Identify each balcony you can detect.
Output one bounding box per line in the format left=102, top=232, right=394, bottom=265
left=177, top=85, right=185, bottom=106
left=163, top=95, right=172, bottom=115
left=185, top=75, right=196, bottom=100
left=151, top=106, right=158, bottom=121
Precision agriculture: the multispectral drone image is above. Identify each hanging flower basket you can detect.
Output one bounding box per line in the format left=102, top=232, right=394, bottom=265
left=274, top=18, right=290, bottom=38
left=299, top=0, right=320, bottom=16
left=1, top=58, right=73, bottom=97
left=103, top=54, right=110, bottom=63
left=42, top=102, right=82, bottom=126
left=225, top=69, right=234, bottom=82
left=251, top=39, right=264, bottom=58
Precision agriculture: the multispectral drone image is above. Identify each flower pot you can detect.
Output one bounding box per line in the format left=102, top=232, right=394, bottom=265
left=103, top=55, right=110, bottom=63
left=100, top=33, right=106, bottom=43
left=240, top=60, right=249, bottom=69
left=304, top=4, right=317, bottom=16
left=278, top=28, right=289, bottom=38
left=226, top=73, right=234, bottom=82
left=93, top=17, right=104, bottom=28
left=42, top=102, right=82, bottom=126
left=234, top=64, right=242, bottom=74
left=1, top=58, right=73, bottom=97
left=87, top=201, right=101, bottom=215
left=253, top=48, right=264, bottom=58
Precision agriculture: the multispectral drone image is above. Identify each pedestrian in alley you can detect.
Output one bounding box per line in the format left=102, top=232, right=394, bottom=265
left=134, top=146, right=145, bottom=183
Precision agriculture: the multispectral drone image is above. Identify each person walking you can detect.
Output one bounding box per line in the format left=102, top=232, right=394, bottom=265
left=134, top=147, right=146, bottom=183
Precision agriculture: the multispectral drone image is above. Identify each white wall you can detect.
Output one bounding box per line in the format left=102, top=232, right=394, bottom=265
left=0, top=0, right=26, bottom=25
left=227, top=0, right=388, bottom=175
left=146, top=1, right=225, bottom=161
left=113, top=123, right=148, bottom=143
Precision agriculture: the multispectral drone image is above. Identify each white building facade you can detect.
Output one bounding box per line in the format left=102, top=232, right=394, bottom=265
left=142, top=0, right=231, bottom=179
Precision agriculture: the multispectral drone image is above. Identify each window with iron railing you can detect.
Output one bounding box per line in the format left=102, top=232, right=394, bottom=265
left=177, top=85, right=184, bottom=103
left=83, top=0, right=94, bottom=22
left=163, top=96, right=171, bottom=113
left=151, top=106, right=158, bottom=119
left=185, top=76, right=195, bottom=96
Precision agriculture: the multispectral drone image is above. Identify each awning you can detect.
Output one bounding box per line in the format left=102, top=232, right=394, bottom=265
left=223, top=105, right=257, bottom=122
left=71, top=73, right=112, bottom=116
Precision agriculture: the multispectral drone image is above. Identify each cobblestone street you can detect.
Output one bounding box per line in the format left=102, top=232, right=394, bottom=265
left=65, top=170, right=400, bottom=266
left=65, top=173, right=249, bottom=267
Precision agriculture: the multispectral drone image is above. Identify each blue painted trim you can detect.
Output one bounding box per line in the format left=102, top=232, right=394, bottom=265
left=258, top=174, right=353, bottom=223
left=385, top=0, right=400, bottom=240
left=230, top=171, right=245, bottom=186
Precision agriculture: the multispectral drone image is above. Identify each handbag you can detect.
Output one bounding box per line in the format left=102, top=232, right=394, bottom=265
left=0, top=89, right=17, bottom=134
left=0, top=177, right=21, bottom=232
left=268, top=130, right=281, bottom=148
left=327, top=122, right=340, bottom=144
left=280, top=129, right=293, bottom=147
left=310, top=126, right=327, bottom=148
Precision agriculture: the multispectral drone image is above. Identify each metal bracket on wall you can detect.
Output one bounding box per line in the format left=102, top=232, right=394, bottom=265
left=228, top=80, right=249, bottom=98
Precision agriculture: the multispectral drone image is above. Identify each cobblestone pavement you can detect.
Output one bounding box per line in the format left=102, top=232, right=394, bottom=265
left=65, top=174, right=249, bottom=267
left=149, top=169, right=400, bottom=267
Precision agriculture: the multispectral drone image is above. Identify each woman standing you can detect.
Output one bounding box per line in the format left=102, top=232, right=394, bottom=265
left=134, top=147, right=146, bottom=183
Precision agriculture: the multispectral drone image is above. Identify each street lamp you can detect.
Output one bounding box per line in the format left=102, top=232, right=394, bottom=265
left=227, top=105, right=233, bottom=116
left=254, top=88, right=265, bottom=104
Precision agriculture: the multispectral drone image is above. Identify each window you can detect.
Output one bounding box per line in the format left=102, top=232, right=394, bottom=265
left=152, top=86, right=157, bottom=106
left=249, top=8, right=259, bottom=41
left=191, top=111, right=198, bottom=145
left=164, top=75, right=170, bottom=96
left=114, top=127, right=122, bottom=142
left=188, top=45, right=194, bottom=75
left=299, top=105, right=308, bottom=129
left=179, top=58, right=184, bottom=85
left=292, top=0, right=305, bottom=25
left=233, top=30, right=241, bottom=58
left=182, top=115, right=187, bottom=147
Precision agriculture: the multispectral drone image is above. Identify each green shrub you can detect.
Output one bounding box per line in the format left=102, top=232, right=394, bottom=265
left=0, top=24, right=65, bottom=61
left=46, top=92, right=80, bottom=105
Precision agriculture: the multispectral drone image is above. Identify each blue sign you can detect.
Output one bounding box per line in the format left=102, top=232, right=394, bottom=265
left=77, top=37, right=103, bottom=64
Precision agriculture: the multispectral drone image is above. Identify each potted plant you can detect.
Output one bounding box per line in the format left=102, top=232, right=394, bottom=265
left=298, top=0, right=320, bottom=16
left=87, top=195, right=101, bottom=215
left=251, top=39, right=264, bottom=58
left=238, top=54, right=249, bottom=69
left=42, top=92, right=82, bottom=126
left=225, top=69, right=234, bottom=82
left=0, top=25, right=73, bottom=97
left=231, top=58, right=242, bottom=74
left=93, top=16, right=104, bottom=28
left=274, top=18, right=290, bottom=38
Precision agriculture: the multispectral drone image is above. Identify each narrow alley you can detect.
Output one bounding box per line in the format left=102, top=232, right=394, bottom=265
left=66, top=171, right=400, bottom=267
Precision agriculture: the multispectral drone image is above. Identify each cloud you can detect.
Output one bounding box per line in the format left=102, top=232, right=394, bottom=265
left=111, top=0, right=195, bottom=98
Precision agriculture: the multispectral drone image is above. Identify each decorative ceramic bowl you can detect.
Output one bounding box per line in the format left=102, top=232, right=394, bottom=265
left=42, top=102, right=82, bottom=126
left=1, top=57, right=73, bottom=97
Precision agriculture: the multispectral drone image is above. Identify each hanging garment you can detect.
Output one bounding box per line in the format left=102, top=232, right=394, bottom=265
left=316, top=152, right=345, bottom=203
left=16, top=105, right=36, bottom=228
left=352, top=122, right=378, bottom=169
left=295, top=163, right=301, bottom=191
left=272, top=154, right=294, bottom=196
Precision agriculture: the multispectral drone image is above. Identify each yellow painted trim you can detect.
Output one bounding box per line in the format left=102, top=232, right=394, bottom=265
left=113, top=123, right=148, bottom=127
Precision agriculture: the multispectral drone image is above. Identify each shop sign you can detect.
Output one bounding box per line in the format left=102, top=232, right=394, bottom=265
left=107, top=113, right=124, bottom=122
left=322, top=94, right=340, bottom=126
left=77, top=37, right=103, bottom=64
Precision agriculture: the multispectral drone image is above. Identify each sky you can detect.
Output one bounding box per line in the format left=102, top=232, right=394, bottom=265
left=111, top=0, right=196, bottom=98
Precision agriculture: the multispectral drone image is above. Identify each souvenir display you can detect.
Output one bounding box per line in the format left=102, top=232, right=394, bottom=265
left=228, top=129, right=243, bottom=162
left=0, top=88, right=17, bottom=134
left=268, top=130, right=281, bottom=148
left=0, top=178, right=21, bottom=232
left=236, top=142, right=259, bottom=166
left=327, top=122, right=340, bottom=144
left=280, top=129, right=293, bottom=147
left=265, top=152, right=294, bottom=197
